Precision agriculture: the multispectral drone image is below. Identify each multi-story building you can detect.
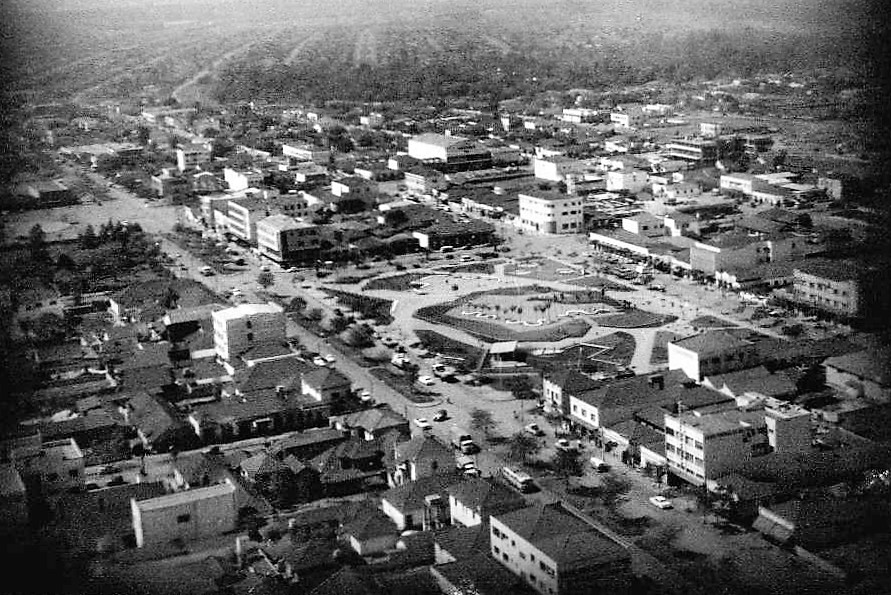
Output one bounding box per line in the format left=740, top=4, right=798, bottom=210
left=200, top=193, right=231, bottom=228
left=403, top=166, right=448, bottom=196
left=788, top=259, right=863, bottom=318
left=610, top=107, right=645, bottom=129
left=282, top=143, right=330, bottom=165
left=518, top=191, right=583, bottom=235
left=663, top=137, right=719, bottom=163
left=533, top=156, right=589, bottom=182
left=667, top=330, right=761, bottom=381
left=176, top=143, right=211, bottom=172
left=360, top=113, right=385, bottom=128
left=224, top=168, right=264, bottom=192
left=447, top=476, right=526, bottom=528
left=331, top=176, right=377, bottom=203
left=130, top=480, right=237, bottom=548
left=407, top=133, right=491, bottom=171
left=823, top=348, right=891, bottom=404
left=226, top=197, right=265, bottom=243
left=560, top=107, right=599, bottom=124
left=490, top=502, right=631, bottom=595
left=621, top=212, right=664, bottom=237
left=256, top=214, right=321, bottom=264
left=212, top=303, right=286, bottom=362
left=664, top=409, right=772, bottom=486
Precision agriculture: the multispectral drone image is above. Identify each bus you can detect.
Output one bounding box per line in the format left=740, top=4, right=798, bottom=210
left=501, top=466, right=535, bottom=493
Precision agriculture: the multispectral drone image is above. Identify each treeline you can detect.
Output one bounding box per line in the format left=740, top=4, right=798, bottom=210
left=212, top=27, right=859, bottom=105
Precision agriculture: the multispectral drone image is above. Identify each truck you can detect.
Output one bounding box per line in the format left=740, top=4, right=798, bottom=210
left=450, top=426, right=478, bottom=454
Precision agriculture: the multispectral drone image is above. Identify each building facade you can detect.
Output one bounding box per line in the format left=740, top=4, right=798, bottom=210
left=212, top=303, right=286, bottom=362
left=130, top=480, right=237, bottom=548
left=256, top=215, right=321, bottom=264
left=518, top=191, right=583, bottom=235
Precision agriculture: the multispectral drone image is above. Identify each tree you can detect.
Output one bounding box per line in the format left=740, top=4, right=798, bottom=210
left=28, top=224, right=48, bottom=261
left=470, top=407, right=496, bottom=438
left=79, top=224, right=99, bottom=249
left=257, top=271, right=275, bottom=290
left=552, top=448, right=583, bottom=478
left=161, top=286, right=180, bottom=310
left=345, top=324, right=375, bottom=348
left=329, top=314, right=351, bottom=334
left=507, top=432, right=541, bottom=463
left=508, top=375, right=537, bottom=400
left=305, top=308, right=324, bottom=322
left=286, top=296, right=307, bottom=314
left=403, top=361, right=420, bottom=389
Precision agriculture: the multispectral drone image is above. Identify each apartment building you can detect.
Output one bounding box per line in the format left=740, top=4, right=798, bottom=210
left=663, top=138, right=719, bottom=163
left=518, top=191, right=583, bottom=235
left=212, top=303, right=286, bottom=362
left=664, top=409, right=770, bottom=485
left=407, top=133, right=491, bottom=170
left=610, top=107, right=645, bottom=129
left=176, top=143, right=211, bottom=172
left=789, top=259, right=863, bottom=318
left=490, top=502, right=631, bottom=595
left=667, top=330, right=761, bottom=381
left=224, top=168, right=264, bottom=192
left=256, top=214, right=320, bottom=264
left=226, top=197, right=265, bottom=243
left=282, top=143, right=330, bottom=164
left=131, top=480, right=237, bottom=548
left=606, top=169, right=649, bottom=193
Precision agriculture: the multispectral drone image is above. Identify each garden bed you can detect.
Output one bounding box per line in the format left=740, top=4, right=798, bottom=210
left=526, top=332, right=636, bottom=373
left=565, top=276, right=632, bottom=291
left=596, top=309, right=677, bottom=328
left=414, top=329, right=487, bottom=372
left=690, top=315, right=737, bottom=329
left=369, top=367, right=436, bottom=403
left=651, top=331, right=683, bottom=365
left=503, top=258, right=586, bottom=281
left=321, top=288, right=394, bottom=324
left=440, top=261, right=497, bottom=275
left=364, top=272, right=431, bottom=291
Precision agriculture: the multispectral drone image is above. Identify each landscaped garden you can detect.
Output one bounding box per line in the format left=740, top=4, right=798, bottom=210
left=503, top=257, right=586, bottom=281
left=364, top=272, right=430, bottom=292
left=690, top=315, right=737, bottom=329
left=650, top=330, right=683, bottom=365
left=526, top=332, right=636, bottom=374
left=322, top=288, right=394, bottom=324
left=566, top=275, right=631, bottom=291
left=414, top=329, right=487, bottom=372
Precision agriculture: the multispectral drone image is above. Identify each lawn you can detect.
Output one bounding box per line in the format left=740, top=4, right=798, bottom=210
left=526, top=332, right=636, bottom=373
left=503, top=257, right=586, bottom=281
left=321, top=288, right=394, bottom=324
left=566, top=275, right=632, bottom=291
left=651, top=331, right=683, bottom=365
left=690, top=315, right=737, bottom=329
left=414, top=329, right=487, bottom=372
left=364, top=272, right=429, bottom=291
left=596, top=309, right=677, bottom=328
left=440, top=260, right=498, bottom=275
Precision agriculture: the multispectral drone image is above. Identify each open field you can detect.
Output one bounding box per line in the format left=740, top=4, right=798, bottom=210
left=1, top=0, right=872, bottom=105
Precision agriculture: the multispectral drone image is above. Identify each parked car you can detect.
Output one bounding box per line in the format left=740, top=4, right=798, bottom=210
left=323, top=354, right=336, bottom=363
left=413, top=418, right=432, bottom=431
left=312, top=356, right=328, bottom=367
left=433, top=409, right=448, bottom=422
left=524, top=423, right=545, bottom=436
left=359, top=389, right=372, bottom=402
left=649, top=495, right=673, bottom=509
left=589, top=457, right=610, bottom=472
left=417, top=375, right=434, bottom=386
left=555, top=438, right=577, bottom=451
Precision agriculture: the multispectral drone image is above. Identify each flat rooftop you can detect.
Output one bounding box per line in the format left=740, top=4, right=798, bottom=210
left=134, top=480, right=235, bottom=511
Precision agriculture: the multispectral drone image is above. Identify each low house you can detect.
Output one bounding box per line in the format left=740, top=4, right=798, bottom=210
left=310, top=431, right=398, bottom=497
left=823, top=348, right=891, bottom=404
left=119, top=391, right=197, bottom=453
left=11, top=437, right=85, bottom=495
left=542, top=370, right=602, bottom=416
left=702, top=365, right=798, bottom=402
left=331, top=408, right=411, bottom=441
left=448, top=476, right=527, bottom=528
left=239, top=452, right=321, bottom=507
left=380, top=472, right=460, bottom=531
left=434, top=524, right=491, bottom=564
left=389, top=434, right=455, bottom=487
left=0, top=463, right=28, bottom=530
left=432, top=551, right=533, bottom=595
left=131, top=479, right=237, bottom=548
left=341, top=510, right=399, bottom=556
left=301, top=368, right=353, bottom=403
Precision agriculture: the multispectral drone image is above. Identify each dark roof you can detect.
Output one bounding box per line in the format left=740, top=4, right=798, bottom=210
left=494, top=502, right=628, bottom=568
left=333, top=408, right=409, bottom=435
left=125, top=391, right=187, bottom=442
left=433, top=551, right=533, bottom=595
left=302, top=367, right=352, bottom=391
left=434, top=524, right=491, bottom=561
left=239, top=343, right=293, bottom=362
left=236, top=356, right=313, bottom=394
left=575, top=370, right=730, bottom=413
left=268, top=427, right=347, bottom=457
left=394, top=434, right=453, bottom=464
left=446, top=476, right=527, bottom=516
left=192, top=388, right=322, bottom=424
left=111, top=279, right=218, bottom=320
left=794, top=258, right=864, bottom=282
left=671, top=330, right=753, bottom=356
left=311, top=431, right=399, bottom=483
left=705, top=365, right=797, bottom=398
left=381, top=472, right=462, bottom=512
left=309, top=568, right=376, bottom=595
left=824, top=348, right=891, bottom=387
left=342, top=509, right=397, bottom=541
left=544, top=369, right=603, bottom=395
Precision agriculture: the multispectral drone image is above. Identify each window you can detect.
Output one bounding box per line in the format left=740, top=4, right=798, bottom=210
left=69, top=469, right=80, bottom=478
left=247, top=332, right=254, bottom=341
left=177, top=514, right=191, bottom=523
left=493, top=545, right=500, bottom=555
left=520, top=552, right=526, bottom=560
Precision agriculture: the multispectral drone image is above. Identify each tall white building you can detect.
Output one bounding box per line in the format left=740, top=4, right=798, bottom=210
left=518, top=191, right=583, bottom=235
left=176, top=143, right=211, bottom=172
left=212, top=303, right=285, bottom=361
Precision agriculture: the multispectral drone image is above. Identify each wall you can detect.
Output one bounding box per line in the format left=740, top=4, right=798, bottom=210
left=132, top=485, right=237, bottom=548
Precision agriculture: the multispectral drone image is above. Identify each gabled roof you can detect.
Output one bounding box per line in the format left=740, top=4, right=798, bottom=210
left=433, top=551, right=531, bottom=595
left=342, top=509, right=397, bottom=541
left=394, top=434, right=452, bottom=464
left=163, top=304, right=225, bottom=326
left=334, top=408, right=408, bottom=434
left=236, top=356, right=312, bottom=394
left=824, top=348, right=891, bottom=386
left=125, top=391, right=186, bottom=442
left=447, top=476, right=527, bottom=516
left=704, top=365, right=797, bottom=398
left=544, top=369, right=602, bottom=395
left=433, top=524, right=490, bottom=560
left=302, top=367, right=352, bottom=391
left=381, top=472, right=462, bottom=512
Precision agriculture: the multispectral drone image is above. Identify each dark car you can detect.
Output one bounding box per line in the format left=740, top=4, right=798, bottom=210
left=433, top=409, right=448, bottom=422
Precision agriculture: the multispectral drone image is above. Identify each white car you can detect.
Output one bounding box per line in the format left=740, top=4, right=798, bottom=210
left=312, top=357, right=328, bottom=367
left=323, top=354, right=336, bottom=363
left=524, top=423, right=544, bottom=436
left=413, top=418, right=432, bottom=431
left=359, top=390, right=372, bottom=402
left=417, top=375, right=434, bottom=386
left=649, top=495, right=673, bottom=509
left=555, top=438, right=577, bottom=451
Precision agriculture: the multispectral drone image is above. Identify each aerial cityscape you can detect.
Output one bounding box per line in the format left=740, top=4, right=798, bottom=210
left=0, top=0, right=889, bottom=594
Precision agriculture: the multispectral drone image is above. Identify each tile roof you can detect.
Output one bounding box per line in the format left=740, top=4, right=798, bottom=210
left=236, top=356, right=313, bottom=394
left=163, top=304, right=225, bottom=326
left=192, top=388, right=322, bottom=424
left=342, top=509, right=397, bottom=541
left=302, top=367, right=352, bottom=391
left=544, top=369, right=603, bottom=394
left=333, top=408, right=409, bottom=434
left=381, top=472, right=462, bottom=512
left=394, top=434, right=453, bottom=464
left=432, top=551, right=531, bottom=595
left=494, top=502, right=628, bottom=568
left=824, top=348, right=891, bottom=386
left=125, top=391, right=187, bottom=442
left=446, top=476, right=526, bottom=516
left=267, top=427, right=347, bottom=457
left=704, top=365, right=797, bottom=398
left=434, top=524, right=490, bottom=560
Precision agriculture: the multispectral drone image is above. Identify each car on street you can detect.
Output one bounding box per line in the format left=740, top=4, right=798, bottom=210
left=648, top=284, right=666, bottom=292
left=359, top=389, right=372, bottom=402
left=323, top=354, right=336, bottom=363
left=524, top=423, right=544, bottom=436
left=312, top=356, right=328, bottom=367
left=417, top=375, right=434, bottom=386
left=555, top=438, right=577, bottom=451
left=649, top=495, right=673, bottom=509
left=433, top=409, right=448, bottom=422
left=260, top=265, right=271, bottom=272
left=413, top=418, right=432, bottom=431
